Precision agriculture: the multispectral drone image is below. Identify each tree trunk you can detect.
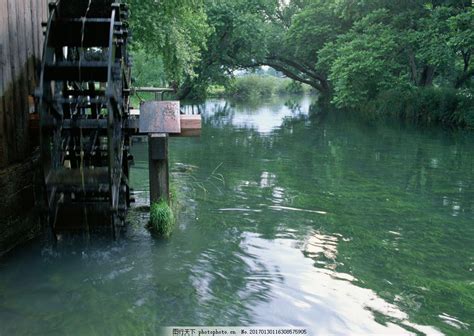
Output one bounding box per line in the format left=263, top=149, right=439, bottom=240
left=407, top=50, right=418, bottom=85
left=455, top=68, right=474, bottom=88
left=178, top=82, right=193, bottom=100
left=419, top=66, right=434, bottom=87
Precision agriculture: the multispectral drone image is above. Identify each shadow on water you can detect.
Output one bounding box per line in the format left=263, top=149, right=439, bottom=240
left=0, top=95, right=473, bottom=335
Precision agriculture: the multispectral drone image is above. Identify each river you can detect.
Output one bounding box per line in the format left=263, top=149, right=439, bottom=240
left=0, top=96, right=473, bottom=335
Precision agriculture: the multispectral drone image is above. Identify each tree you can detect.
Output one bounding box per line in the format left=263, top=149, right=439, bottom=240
left=448, top=8, right=474, bottom=87
left=320, top=9, right=406, bottom=108
left=127, top=0, right=211, bottom=84
left=128, top=0, right=473, bottom=108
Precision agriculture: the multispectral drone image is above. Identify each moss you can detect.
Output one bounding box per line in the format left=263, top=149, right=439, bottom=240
left=147, top=200, right=175, bottom=238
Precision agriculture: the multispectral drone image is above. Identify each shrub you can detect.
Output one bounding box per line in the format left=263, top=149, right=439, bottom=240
left=284, top=80, right=305, bottom=94
left=227, top=75, right=275, bottom=99
left=226, top=75, right=310, bottom=99
left=364, top=87, right=474, bottom=128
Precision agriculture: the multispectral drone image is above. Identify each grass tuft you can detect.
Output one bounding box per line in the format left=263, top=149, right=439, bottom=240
left=147, top=200, right=175, bottom=238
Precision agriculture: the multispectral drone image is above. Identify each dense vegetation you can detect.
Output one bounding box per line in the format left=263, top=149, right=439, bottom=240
left=127, top=0, right=473, bottom=126
left=213, top=75, right=309, bottom=99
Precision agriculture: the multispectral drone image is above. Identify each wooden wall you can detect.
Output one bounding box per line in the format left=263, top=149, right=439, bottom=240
left=0, top=0, right=48, bottom=168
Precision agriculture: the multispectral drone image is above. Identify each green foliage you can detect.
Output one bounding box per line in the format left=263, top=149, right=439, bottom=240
left=131, top=48, right=166, bottom=87
left=448, top=8, right=474, bottom=57
left=129, top=0, right=473, bottom=126
left=225, top=75, right=309, bottom=99
left=127, top=0, right=211, bottom=83
left=176, top=0, right=273, bottom=98
left=284, top=80, right=305, bottom=94
left=227, top=76, right=275, bottom=99
left=148, top=200, right=175, bottom=238
left=324, top=9, right=405, bottom=108
left=364, top=87, right=474, bottom=128
left=286, top=2, right=344, bottom=63
left=206, top=85, right=226, bottom=98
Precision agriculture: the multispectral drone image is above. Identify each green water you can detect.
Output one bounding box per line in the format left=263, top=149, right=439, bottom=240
left=0, top=96, right=473, bottom=335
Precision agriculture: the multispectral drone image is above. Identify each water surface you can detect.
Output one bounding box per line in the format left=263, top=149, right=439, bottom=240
left=0, top=96, right=473, bottom=335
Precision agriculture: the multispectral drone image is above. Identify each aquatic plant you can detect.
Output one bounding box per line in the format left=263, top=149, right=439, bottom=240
left=148, top=200, right=175, bottom=238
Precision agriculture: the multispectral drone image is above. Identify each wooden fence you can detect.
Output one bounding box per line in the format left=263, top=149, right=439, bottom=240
left=0, top=0, right=48, bottom=168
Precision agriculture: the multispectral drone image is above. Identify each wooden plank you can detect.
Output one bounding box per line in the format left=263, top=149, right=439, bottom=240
left=42, top=0, right=47, bottom=32
left=7, top=0, right=21, bottom=162
left=129, top=114, right=202, bottom=137
left=31, top=0, right=37, bottom=59
left=4, top=0, right=17, bottom=164
left=39, top=0, right=47, bottom=50
left=0, top=0, right=6, bottom=167
left=31, top=0, right=39, bottom=61
left=0, top=0, right=48, bottom=167
left=148, top=133, right=169, bottom=204
left=171, top=115, right=202, bottom=137
left=180, top=115, right=201, bottom=130
left=37, top=0, right=44, bottom=65
left=23, top=0, right=36, bottom=91
left=16, top=0, right=29, bottom=159
left=134, top=87, right=175, bottom=93
left=0, top=43, right=4, bottom=167
left=25, top=0, right=36, bottom=93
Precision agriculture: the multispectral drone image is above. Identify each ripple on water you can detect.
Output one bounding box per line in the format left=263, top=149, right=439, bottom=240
left=438, top=313, right=470, bottom=330
left=240, top=232, right=443, bottom=335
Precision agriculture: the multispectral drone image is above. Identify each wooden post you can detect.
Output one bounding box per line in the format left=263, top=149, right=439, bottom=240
left=148, top=133, right=169, bottom=205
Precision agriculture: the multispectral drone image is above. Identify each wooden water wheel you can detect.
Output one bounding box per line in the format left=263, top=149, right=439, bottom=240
left=36, top=0, right=132, bottom=238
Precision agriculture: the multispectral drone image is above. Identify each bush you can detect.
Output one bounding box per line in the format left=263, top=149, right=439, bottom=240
left=226, top=75, right=310, bottom=99
left=284, top=80, right=305, bottom=94
left=364, top=87, right=474, bottom=128
left=207, top=85, right=226, bottom=98
left=227, top=75, right=275, bottom=99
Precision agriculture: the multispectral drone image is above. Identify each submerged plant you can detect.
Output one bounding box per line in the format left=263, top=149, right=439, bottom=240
left=148, top=200, right=175, bottom=238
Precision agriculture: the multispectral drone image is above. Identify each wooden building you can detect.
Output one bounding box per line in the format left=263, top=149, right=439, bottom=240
left=1, top=0, right=48, bottom=167
left=0, top=0, right=48, bottom=255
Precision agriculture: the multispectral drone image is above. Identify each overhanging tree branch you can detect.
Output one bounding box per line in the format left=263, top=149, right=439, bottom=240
left=267, top=56, right=326, bottom=82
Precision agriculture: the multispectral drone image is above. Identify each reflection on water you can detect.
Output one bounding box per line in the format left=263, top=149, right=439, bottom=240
left=247, top=234, right=442, bottom=335
left=0, top=96, right=473, bottom=335
left=203, top=97, right=311, bottom=133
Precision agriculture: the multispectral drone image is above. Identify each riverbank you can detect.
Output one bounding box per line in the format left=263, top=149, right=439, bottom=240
left=207, top=75, right=313, bottom=100
left=360, top=87, right=474, bottom=128
left=130, top=52, right=473, bottom=130
left=212, top=78, right=474, bottom=129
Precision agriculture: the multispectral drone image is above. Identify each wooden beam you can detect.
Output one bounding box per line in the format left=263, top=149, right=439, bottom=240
left=133, top=87, right=175, bottom=93
left=15, top=0, right=29, bottom=160
left=30, top=114, right=202, bottom=138
left=171, top=115, right=201, bottom=137
left=180, top=115, right=201, bottom=130
left=0, top=2, right=6, bottom=167
left=7, top=0, right=19, bottom=162
left=148, top=133, right=169, bottom=204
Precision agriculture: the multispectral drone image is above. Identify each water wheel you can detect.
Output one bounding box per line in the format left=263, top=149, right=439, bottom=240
left=36, top=0, right=132, bottom=239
